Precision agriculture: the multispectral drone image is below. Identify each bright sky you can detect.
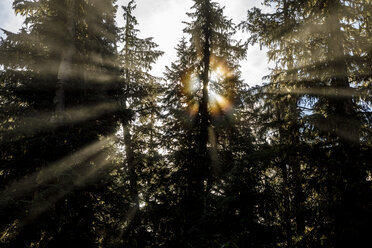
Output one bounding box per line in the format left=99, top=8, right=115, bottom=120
left=0, top=0, right=271, bottom=86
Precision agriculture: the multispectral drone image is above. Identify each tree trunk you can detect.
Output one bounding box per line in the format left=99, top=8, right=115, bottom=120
left=282, top=0, right=305, bottom=239
left=198, top=0, right=212, bottom=192
left=193, top=0, right=212, bottom=245
left=123, top=11, right=139, bottom=214
left=281, top=163, right=293, bottom=248
left=122, top=117, right=139, bottom=211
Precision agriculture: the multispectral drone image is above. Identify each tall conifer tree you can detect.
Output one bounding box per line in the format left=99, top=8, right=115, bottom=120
left=243, top=0, right=372, bottom=246
left=0, top=1, right=122, bottom=246
left=117, top=1, right=163, bottom=245
left=163, top=0, right=254, bottom=246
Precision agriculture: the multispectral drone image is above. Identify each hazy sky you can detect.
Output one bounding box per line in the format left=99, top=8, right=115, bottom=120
left=0, top=0, right=271, bottom=86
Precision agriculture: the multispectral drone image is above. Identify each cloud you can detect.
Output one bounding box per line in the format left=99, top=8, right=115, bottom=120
left=242, top=45, right=272, bottom=86
left=0, top=0, right=24, bottom=36
left=1, top=0, right=270, bottom=86
left=117, top=0, right=194, bottom=77
left=116, top=0, right=270, bottom=85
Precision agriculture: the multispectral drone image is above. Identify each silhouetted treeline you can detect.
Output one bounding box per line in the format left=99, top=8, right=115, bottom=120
left=0, top=0, right=371, bottom=247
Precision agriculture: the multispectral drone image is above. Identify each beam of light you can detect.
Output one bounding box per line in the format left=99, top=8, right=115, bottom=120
left=0, top=148, right=114, bottom=243
left=210, top=67, right=224, bottom=83
left=264, top=6, right=363, bottom=52
left=269, top=86, right=368, bottom=98
left=265, top=85, right=365, bottom=142
left=209, top=92, right=233, bottom=115
left=1, top=60, right=119, bottom=84
left=118, top=198, right=139, bottom=236
left=181, top=69, right=201, bottom=117
left=0, top=102, right=119, bottom=143
left=0, top=135, right=117, bottom=205
left=29, top=153, right=111, bottom=219
left=258, top=6, right=371, bottom=81
left=188, top=102, right=200, bottom=117
left=210, top=56, right=234, bottom=80
left=208, top=126, right=221, bottom=176
left=0, top=31, right=118, bottom=75
left=181, top=69, right=199, bottom=96
left=188, top=73, right=201, bottom=93
left=0, top=41, right=119, bottom=86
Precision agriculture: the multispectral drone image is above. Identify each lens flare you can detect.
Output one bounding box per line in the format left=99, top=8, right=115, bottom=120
left=210, top=66, right=224, bottom=83
left=188, top=102, right=200, bottom=116
left=181, top=56, right=235, bottom=117
left=209, top=92, right=232, bottom=115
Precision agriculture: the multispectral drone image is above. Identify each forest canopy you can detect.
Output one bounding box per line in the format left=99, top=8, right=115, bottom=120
left=0, top=0, right=371, bottom=247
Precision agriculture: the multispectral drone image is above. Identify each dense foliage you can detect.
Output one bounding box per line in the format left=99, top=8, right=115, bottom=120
left=0, top=0, right=371, bottom=247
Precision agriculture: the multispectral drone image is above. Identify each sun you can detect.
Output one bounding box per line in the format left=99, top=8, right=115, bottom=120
left=182, top=60, right=234, bottom=116
left=210, top=66, right=225, bottom=84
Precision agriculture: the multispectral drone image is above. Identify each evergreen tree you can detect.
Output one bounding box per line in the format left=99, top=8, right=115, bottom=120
left=161, top=1, right=276, bottom=247
left=117, top=0, right=164, bottom=246
left=0, top=1, right=123, bottom=246
left=243, top=0, right=372, bottom=246
left=242, top=1, right=307, bottom=246
left=1, top=0, right=371, bottom=247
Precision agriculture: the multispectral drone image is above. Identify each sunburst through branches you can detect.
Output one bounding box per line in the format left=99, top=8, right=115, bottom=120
left=182, top=57, right=234, bottom=117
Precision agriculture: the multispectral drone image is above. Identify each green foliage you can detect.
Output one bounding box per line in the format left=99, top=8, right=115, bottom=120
left=242, top=0, right=372, bottom=247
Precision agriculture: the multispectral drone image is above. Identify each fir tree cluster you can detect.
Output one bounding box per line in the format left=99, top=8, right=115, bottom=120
left=0, top=0, right=371, bottom=247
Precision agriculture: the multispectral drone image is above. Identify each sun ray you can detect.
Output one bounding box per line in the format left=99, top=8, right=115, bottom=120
left=208, top=126, right=221, bottom=176
left=1, top=102, right=119, bottom=143
left=0, top=134, right=117, bottom=204
left=0, top=149, right=114, bottom=243
left=271, top=86, right=366, bottom=98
